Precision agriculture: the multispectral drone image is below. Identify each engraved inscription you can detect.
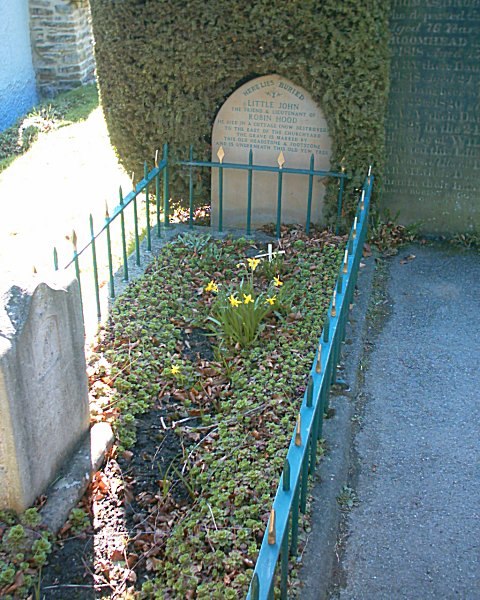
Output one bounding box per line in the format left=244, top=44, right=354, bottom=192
left=214, top=80, right=329, bottom=157
left=385, top=0, right=480, bottom=230
left=211, top=74, right=332, bottom=228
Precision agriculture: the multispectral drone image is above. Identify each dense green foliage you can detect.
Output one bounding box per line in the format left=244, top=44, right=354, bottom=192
left=90, top=1, right=390, bottom=219
left=91, top=230, right=344, bottom=597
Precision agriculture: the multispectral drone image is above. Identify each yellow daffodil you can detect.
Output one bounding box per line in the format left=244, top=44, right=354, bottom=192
left=170, top=365, right=180, bottom=375
left=247, top=257, right=260, bottom=271
left=273, top=276, right=283, bottom=287
left=204, top=280, right=218, bottom=293
left=243, top=293, right=254, bottom=304
left=265, top=296, right=276, bottom=305
left=229, top=294, right=241, bottom=307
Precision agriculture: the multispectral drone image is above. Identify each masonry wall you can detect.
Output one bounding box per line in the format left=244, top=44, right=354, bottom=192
left=0, top=0, right=38, bottom=130
left=29, top=0, right=96, bottom=97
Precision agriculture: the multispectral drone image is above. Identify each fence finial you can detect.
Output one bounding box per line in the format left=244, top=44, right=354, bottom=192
left=268, top=508, right=276, bottom=545
left=277, top=151, right=285, bottom=169
left=105, top=200, right=110, bottom=219
left=343, top=248, right=349, bottom=274
left=217, top=146, right=225, bottom=164
left=72, top=230, right=78, bottom=251
left=353, top=216, right=358, bottom=238
left=295, top=415, right=302, bottom=446
left=360, top=189, right=365, bottom=210
left=331, top=290, right=337, bottom=317
left=155, top=149, right=159, bottom=167
left=315, top=344, right=322, bottom=374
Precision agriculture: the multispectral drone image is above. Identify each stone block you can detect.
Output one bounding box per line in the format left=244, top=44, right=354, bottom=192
left=0, top=273, right=89, bottom=513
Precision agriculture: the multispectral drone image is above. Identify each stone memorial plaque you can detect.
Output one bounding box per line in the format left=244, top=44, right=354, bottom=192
left=384, top=1, right=480, bottom=233
left=211, top=74, right=332, bottom=229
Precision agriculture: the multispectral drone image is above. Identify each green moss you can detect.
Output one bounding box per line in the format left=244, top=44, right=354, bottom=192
left=90, top=1, right=390, bottom=219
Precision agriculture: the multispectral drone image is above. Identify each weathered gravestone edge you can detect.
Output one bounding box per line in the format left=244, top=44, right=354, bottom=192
left=0, top=273, right=112, bottom=516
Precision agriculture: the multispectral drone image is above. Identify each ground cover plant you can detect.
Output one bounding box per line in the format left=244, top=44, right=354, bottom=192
left=39, top=227, right=345, bottom=599
left=0, top=508, right=52, bottom=599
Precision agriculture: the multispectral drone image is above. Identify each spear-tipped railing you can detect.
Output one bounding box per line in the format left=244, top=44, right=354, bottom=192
left=246, top=170, right=374, bottom=600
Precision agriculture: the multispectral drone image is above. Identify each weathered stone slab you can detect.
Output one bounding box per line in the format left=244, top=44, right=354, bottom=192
left=211, top=74, right=332, bottom=229
left=0, top=273, right=89, bottom=512
left=385, top=0, right=480, bottom=233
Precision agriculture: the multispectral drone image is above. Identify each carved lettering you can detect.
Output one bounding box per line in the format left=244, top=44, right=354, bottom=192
left=385, top=0, right=480, bottom=226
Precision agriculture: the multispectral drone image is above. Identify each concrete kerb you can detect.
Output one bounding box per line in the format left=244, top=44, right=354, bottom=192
left=40, top=422, right=114, bottom=533
left=298, top=252, right=376, bottom=600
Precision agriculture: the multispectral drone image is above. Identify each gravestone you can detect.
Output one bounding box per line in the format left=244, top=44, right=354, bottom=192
left=384, top=1, right=480, bottom=233
left=0, top=273, right=89, bottom=512
left=211, top=74, right=332, bottom=229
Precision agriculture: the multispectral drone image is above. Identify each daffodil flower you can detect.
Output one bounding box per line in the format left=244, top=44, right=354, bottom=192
left=204, top=280, right=218, bottom=293
left=229, top=294, right=241, bottom=307
left=170, top=365, right=180, bottom=375
left=243, top=293, right=254, bottom=304
left=247, top=257, right=260, bottom=271
left=273, top=276, right=283, bottom=287
left=265, top=296, right=276, bottom=305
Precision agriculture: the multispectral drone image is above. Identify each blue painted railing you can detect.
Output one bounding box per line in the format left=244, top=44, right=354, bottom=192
left=54, top=146, right=169, bottom=319
left=247, top=171, right=373, bottom=600
left=54, top=143, right=349, bottom=323
left=178, top=146, right=347, bottom=237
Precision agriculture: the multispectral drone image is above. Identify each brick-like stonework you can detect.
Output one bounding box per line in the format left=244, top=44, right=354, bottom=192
left=29, top=0, right=95, bottom=97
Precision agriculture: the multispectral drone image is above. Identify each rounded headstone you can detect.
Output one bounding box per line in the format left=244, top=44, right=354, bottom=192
left=211, top=74, right=332, bottom=229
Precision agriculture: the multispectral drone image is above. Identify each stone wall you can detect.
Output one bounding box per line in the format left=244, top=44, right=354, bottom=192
left=0, top=0, right=38, bottom=130
left=29, top=0, right=96, bottom=97
left=383, top=0, right=480, bottom=234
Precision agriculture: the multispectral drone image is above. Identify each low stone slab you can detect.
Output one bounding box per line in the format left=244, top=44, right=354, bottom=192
left=0, top=273, right=89, bottom=512
left=40, top=421, right=114, bottom=533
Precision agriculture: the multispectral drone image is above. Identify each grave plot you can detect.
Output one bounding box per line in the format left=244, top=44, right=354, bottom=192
left=38, top=227, right=345, bottom=598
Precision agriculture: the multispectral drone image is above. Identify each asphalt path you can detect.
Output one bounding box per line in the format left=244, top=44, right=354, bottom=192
left=301, top=244, right=480, bottom=599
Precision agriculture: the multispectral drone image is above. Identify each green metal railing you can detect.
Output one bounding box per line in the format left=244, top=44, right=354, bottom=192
left=54, top=143, right=349, bottom=323
left=246, top=171, right=374, bottom=600
left=53, top=146, right=169, bottom=321
left=178, top=145, right=347, bottom=238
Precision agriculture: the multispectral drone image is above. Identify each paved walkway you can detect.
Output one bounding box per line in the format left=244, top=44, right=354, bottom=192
left=301, top=244, right=480, bottom=599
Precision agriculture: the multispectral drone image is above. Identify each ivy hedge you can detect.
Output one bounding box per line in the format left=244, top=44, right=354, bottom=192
left=90, top=0, right=390, bottom=219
